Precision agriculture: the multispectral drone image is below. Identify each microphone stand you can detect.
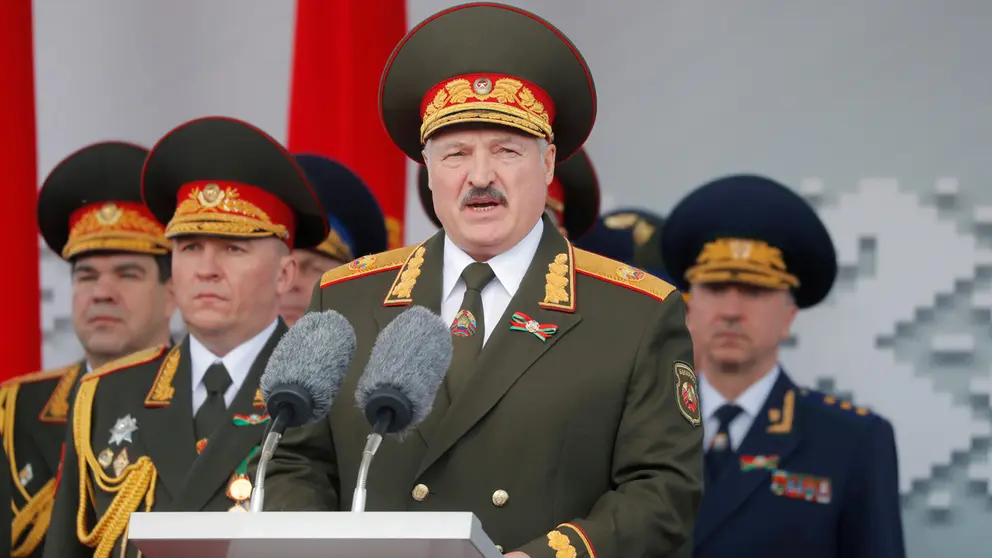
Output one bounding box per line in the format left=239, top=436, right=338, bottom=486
left=249, top=412, right=289, bottom=513
left=351, top=408, right=394, bottom=513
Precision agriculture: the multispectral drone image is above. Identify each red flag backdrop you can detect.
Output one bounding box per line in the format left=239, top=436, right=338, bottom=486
left=1, top=0, right=41, bottom=380
left=287, top=0, right=408, bottom=250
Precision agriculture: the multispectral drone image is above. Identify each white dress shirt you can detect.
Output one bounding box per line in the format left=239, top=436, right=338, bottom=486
left=441, top=219, right=544, bottom=345
left=699, top=366, right=781, bottom=452
left=189, top=319, right=278, bottom=416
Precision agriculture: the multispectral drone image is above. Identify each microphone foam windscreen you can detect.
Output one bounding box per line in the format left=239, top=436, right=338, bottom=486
left=355, top=306, right=453, bottom=433
left=260, top=310, right=357, bottom=425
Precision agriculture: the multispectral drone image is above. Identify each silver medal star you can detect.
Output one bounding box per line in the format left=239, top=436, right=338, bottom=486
left=109, top=414, right=138, bottom=446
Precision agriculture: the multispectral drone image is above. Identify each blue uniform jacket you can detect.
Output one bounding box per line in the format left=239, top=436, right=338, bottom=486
left=692, top=370, right=905, bottom=558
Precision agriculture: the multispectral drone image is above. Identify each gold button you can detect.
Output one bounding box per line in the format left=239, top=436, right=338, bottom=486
left=495, top=544, right=504, bottom=553
left=412, top=483, right=430, bottom=501
left=492, top=489, right=509, bottom=507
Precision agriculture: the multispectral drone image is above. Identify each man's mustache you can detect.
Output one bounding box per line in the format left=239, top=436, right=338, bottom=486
left=461, top=185, right=508, bottom=207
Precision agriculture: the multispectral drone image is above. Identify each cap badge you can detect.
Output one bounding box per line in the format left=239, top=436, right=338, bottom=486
left=95, top=203, right=122, bottom=226
left=473, top=77, right=493, bottom=95
left=729, top=239, right=753, bottom=260
left=197, top=183, right=225, bottom=208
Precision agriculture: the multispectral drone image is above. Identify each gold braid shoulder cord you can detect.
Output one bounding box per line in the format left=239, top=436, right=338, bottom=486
left=73, top=377, right=158, bottom=558
left=1, top=384, right=58, bottom=557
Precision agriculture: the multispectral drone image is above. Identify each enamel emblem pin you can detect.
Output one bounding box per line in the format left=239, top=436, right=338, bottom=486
left=450, top=309, right=477, bottom=337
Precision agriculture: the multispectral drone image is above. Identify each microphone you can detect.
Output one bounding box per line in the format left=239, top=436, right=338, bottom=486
left=351, top=306, right=452, bottom=512
left=249, top=310, right=356, bottom=513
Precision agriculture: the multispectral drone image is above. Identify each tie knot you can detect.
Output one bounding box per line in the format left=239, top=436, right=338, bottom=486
left=461, top=262, right=496, bottom=292
left=203, top=362, right=232, bottom=395
left=714, top=403, right=744, bottom=427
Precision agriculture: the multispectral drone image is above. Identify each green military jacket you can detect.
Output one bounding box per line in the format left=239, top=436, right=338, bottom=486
left=44, top=325, right=284, bottom=558
left=0, top=363, right=82, bottom=558
left=258, top=221, right=704, bottom=557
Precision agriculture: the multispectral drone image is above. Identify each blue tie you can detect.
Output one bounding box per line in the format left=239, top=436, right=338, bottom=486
left=705, top=404, right=744, bottom=485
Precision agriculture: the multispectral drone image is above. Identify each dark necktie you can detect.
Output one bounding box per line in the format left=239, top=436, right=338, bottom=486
left=445, top=262, right=496, bottom=400
left=194, top=362, right=232, bottom=440
left=704, top=403, right=744, bottom=485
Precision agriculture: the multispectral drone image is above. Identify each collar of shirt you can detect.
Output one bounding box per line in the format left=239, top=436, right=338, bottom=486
left=699, top=365, right=780, bottom=451
left=441, top=217, right=544, bottom=303
left=189, top=319, right=279, bottom=400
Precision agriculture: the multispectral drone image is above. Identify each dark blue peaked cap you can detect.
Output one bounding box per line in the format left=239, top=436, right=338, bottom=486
left=660, top=174, right=837, bottom=309
left=293, top=154, right=388, bottom=261
left=574, top=208, right=672, bottom=283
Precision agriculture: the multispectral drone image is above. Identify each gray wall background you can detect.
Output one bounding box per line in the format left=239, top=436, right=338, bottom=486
left=34, top=1, right=992, bottom=555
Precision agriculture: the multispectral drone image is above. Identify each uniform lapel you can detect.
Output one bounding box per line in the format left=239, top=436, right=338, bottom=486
left=694, top=371, right=804, bottom=545
left=417, top=220, right=582, bottom=477
left=177, top=321, right=287, bottom=511
left=372, top=231, right=446, bottom=446
left=136, top=339, right=197, bottom=501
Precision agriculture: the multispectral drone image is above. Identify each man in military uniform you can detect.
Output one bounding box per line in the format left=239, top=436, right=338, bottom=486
left=660, top=174, right=905, bottom=557
left=0, top=141, right=175, bottom=558
left=44, top=117, right=329, bottom=558
left=574, top=208, right=671, bottom=282
left=418, top=146, right=600, bottom=240
left=257, top=4, right=703, bottom=558
left=279, top=154, right=388, bottom=326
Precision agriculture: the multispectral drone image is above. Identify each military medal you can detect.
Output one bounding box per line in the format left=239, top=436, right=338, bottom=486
left=227, top=475, right=253, bottom=501
left=226, top=446, right=261, bottom=511
left=109, top=414, right=138, bottom=446
left=113, top=448, right=130, bottom=478
left=18, top=463, right=33, bottom=487
left=739, top=454, right=780, bottom=471
left=98, top=448, right=114, bottom=468
left=508, top=312, right=557, bottom=342
left=196, top=438, right=208, bottom=455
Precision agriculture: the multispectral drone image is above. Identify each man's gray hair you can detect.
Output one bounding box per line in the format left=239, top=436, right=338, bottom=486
left=423, top=136, right=548, bottom=165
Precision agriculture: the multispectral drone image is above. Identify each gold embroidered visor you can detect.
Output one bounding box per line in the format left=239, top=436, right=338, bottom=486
left=64, top=202, right=169, bottom=260
left=166, top=181, right=296, bottom=247
left=420, top=74, right=555, bottom=146
left=685, top=237, right=799, bottom=291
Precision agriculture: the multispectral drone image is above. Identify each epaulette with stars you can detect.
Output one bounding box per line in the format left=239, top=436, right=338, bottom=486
left=320, top=244, right=419, bottom=290
left=798, top=388, right=874, bottom=417
left=82, top=345, right=168, bottom=383
left=573, top=248, right=677, bottom=303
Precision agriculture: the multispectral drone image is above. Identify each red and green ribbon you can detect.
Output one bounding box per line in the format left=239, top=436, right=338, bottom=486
left=232, top=413, right=271, bottom=427
left=509, top=312, right=557, bottom=342
left=236, top=446, right=261, bottom=476
left=739, top=454, right=779, bottom=471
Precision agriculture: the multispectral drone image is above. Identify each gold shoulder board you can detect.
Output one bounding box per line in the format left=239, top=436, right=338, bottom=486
left=82, top=345, right=169, bottom=383
left=0, top=364, right=77, bottom=388
left=320, top=245, right=419, bottom=289
left=573, top=248, right=677, bottom=303
left=818, top=393, right=872, bottom=417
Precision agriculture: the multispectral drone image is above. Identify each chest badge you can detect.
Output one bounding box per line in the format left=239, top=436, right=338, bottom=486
left=18, top=463, right=33, bottom=487
left=109, top=414, right=138, bottom=446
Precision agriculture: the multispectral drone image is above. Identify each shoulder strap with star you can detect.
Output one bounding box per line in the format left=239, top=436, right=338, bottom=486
left=573, top=248, right=677, bottom=302
left=81, top=345, right=169, bottom=383
left=320, top=244, right=419, bottom=289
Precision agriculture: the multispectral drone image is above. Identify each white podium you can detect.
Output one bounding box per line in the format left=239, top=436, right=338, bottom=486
left=127, top=511, right=506, bottom=558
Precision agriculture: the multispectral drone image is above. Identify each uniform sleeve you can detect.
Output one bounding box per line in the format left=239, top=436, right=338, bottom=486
left=43, top=398, right=91, bottom=558
left=516, top=293, right=705, bottom=558
left=838, top=417, right=906, bottom=558
left=247, top=280, right=341, bottom=511
left=0, top=435, right=12, bottom=557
